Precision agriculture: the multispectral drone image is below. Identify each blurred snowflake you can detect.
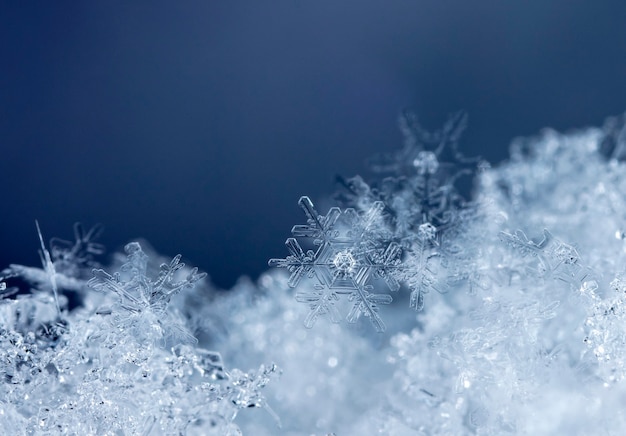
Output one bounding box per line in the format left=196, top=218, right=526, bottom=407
left=50, top=222, right=105, bottom=278
left=499, top=228, right=593, bottom=286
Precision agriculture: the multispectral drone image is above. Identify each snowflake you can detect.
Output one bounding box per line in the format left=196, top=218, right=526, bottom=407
left=499, top=228, right=592, bottom=285
left=50, top=222, right=105, bottom=278
left=336, top=112, right=484, bottom=261
left=402, top=241, right=444, bottom=311
left=368, top=111, right=475, bottom=176
left=88, top=242, right=206, bottom=345
left=269, top=196, right=402, bottom=331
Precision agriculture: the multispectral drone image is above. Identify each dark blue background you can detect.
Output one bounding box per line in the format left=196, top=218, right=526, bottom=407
left=2, top=1, right=626, bottom=288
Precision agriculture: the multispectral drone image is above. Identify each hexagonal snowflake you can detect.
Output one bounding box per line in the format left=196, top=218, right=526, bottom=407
left=269, top=196, right=402, bottom=331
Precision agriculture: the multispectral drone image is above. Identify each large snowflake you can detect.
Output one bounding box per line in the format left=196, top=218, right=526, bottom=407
left=269, top=196, right=402, bottom=331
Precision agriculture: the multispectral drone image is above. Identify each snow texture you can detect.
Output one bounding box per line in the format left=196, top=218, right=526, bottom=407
left=4, top=112, right=626, bottom=434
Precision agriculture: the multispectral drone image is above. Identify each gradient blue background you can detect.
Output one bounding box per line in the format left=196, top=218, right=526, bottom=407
left=2, top=1, right=626, bottom=288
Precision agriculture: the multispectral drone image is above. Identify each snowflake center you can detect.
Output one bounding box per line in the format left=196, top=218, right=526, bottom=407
left=333, top=250, right=356, bottom=274
left=413, top=151, right=439, bottom=175
left=418, top=222, right=437, bottom=240
left=553, top=244, right=579, bottom=264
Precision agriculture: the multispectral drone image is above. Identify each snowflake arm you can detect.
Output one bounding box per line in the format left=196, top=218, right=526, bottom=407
left=346, top=287, right=393, bottom=332
left=499, top=229, right=551, bottom=258
left=227, top=363, right=282, bottom=427
left=410, top=285, right=425, bottom=311
left=295, top=286, right=342, bottom=328
left=369, top=242, right=403, bottom=292
left=36, top=221, right=60, bottom=313
left=50, top=222, right=105, bottom=269
left=268, top=238, right=316, bottom=288
left=291, top=196, right=342, bottom=244
left=151, top=254, right=207, bottom=311
left=403, top=246, right=444, bottom=311
left=88, top=268, right=142, bottom=310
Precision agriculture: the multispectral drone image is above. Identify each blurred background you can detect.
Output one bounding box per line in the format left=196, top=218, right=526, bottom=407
left=2, top=1, right=626, bottom=289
